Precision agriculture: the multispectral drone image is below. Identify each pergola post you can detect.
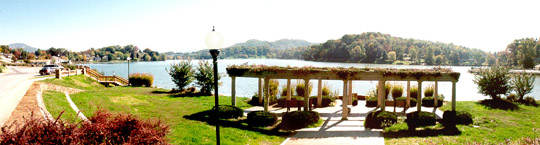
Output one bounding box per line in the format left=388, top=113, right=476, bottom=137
left=258, top=78, right=263, bottom=104
left=452, top=81, right=456, bottom=111
left=348, top=80, right=353, bottom=105
left=231, top=76, right=236, bottom=106
left=417, top=81, right=423, bottom=111
left=287, top=79, right=291, bottom=100
left=317, top=79, right=322, bottom=107
left=264, top=78, right=270, bottom=112
left=342, top=80, right=349, bottom=120
left=406, top=81, right=411, bottom=108
left=434, top=81, right=438, bottom=108
left=378, top=80, right=386, bottom=111
left=303, top=79, right=310, bottom=111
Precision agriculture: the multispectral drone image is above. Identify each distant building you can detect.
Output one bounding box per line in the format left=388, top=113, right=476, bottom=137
left=535, top=64, right=540, bottom=70
left=29, top=59, right=52, bottom=65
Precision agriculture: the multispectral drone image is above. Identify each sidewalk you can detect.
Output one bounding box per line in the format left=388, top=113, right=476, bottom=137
left=0, top=66, right=42, bottom=127
left=245, top=100, right=446, bottom=145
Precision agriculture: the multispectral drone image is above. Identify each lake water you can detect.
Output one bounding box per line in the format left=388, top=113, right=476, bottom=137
left=83, top=59, right=540, bottom=101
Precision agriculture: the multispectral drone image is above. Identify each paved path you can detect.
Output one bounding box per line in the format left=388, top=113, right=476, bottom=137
left=246, top=100, right=446, bottom=145
left=0, top=66, right=41, bottom=127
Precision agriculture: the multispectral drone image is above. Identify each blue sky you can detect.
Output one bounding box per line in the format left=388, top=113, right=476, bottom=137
left=1, top=0, right=539, bottom=52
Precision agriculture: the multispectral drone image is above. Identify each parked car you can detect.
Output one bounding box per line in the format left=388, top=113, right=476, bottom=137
left=39, top=64, right=64, bottom=75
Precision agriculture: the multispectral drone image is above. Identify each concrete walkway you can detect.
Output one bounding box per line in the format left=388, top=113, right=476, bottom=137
left=245, top=100, right=446, bottom=145
left=0, top=66, right=42, bottom=127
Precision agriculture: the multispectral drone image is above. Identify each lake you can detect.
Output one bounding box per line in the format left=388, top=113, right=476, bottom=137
left=83, top=59, right=540, bottom=101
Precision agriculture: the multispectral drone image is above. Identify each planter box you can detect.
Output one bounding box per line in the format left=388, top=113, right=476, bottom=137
left=385, top=100, right=407, bottom=107
left=277, top=99, right=304, bottom=107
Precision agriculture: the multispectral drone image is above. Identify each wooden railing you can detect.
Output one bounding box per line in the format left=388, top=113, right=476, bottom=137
left=84, top=68, right=129, bottom=86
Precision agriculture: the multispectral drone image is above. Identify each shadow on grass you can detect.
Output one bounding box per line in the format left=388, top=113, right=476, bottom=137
left=383, top=127, right=461, bottom=138
left=477, top=99, right=520, bottom=111
left=183, top=110, right=292, bottom=137
left=151, top=90, right=208, bottom=97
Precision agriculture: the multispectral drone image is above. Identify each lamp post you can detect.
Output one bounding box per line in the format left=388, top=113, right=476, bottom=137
left=206, top=26, right=224, bottom=145
left=127, top=57, right=131, bottom=86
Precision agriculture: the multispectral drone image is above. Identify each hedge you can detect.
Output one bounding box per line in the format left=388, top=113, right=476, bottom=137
left=405, top=111, right=436, bottom=129
left=281, top=111, right=319, bottom=130
left=442, top=111, right=473, bottom=127
left=246, top=111, right=278, bottom=127
left=364, top=111, right=397, bottom=129
left=213, top=105, right=243, bottom=119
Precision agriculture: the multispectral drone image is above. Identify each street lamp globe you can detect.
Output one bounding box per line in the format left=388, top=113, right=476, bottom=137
left=205, top=26, right=224, bottom=50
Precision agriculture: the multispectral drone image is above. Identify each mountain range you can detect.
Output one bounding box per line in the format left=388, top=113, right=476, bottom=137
left=8, top=43, right=38, bottom=52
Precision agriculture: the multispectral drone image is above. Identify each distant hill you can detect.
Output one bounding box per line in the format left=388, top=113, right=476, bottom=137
left=177, top=39, right=316, bottom=59
left=228, top=39, right=315, bottom=50
left=9, top=43, right=38, bottom=52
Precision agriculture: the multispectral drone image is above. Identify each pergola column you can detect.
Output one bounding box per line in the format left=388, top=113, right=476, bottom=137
left=287, top=79, right=291, bottom=100
left=303, top=79, right=310, bottom=111
left=317, top=79, right=322, bottom=107
left=406, top=81, right=411, bottom=107
left=417, top=80, right=423, bottom=111
left=452, top=81, right=456, bottom=111
left=264, top=78, right=270, bottom=112
left=231, top=76, right=236, bottom=106
left=348, top=80, right=353, bottom=105
left=378, top=80, right=386, bottom=111
left=434, top=81, right=438, bottom=108
left=342, top=80, right=349, bottom=120
left=258, top=78, right=263, bottom=104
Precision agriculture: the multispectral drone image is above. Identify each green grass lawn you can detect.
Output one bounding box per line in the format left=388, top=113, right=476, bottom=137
left=384, top=101, right=540, bottom=144
left=41, top=75, right=287, bottom=145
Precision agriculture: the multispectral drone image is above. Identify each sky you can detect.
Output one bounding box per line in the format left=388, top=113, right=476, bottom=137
left=0, top=0, right=539, bottom=53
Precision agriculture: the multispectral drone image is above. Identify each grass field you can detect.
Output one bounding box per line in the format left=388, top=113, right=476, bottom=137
left=41, top=75, right=287, bottom=145
left=384, top=101, right=540, bottom=144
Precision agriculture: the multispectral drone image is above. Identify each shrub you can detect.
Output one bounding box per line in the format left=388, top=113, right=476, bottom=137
left=264, top=79, right=279, bottom=104
left=521, top=96, right=538, bottom=107
left=309, top=96, right=335, bottom=107
left=405, top=111, right=436, bottom=129
left=167, top=59, right=194, bottom=91
left=295, top=80, right=313, bottom=97
left=364, top=111, right=397, bottom=129
left=391, top=85, right=403, bottom=99
left=248, top=95, right=262, bottom=106
left=246, top=111, right=277, bottom=127
left=395, top=97, right=417, bottom=107
left=281, top=111, right=319, bottom=130
left=473, top=66, right=511, bottom=99
left=511, top=72, right=535, bottom=101
left=410, top=86, right=419, bottom=98
left=213, top=105, right=243, bottom=119
left=424, top=85, right=434, bottom=97
left=376, top=83, right=392, bottom=99
left=0, top=110, right=169, bottom=144
left=65, top=64, right=77, bottom=70
left=506, top=93, right=518, bottom=102
left=421, top=96, right=444, bottom=107
left=442, top=111, right=473, bottom=127
left=391, top=85, right=403, bottom=111
left=280, top=84, right=295, bottom=97
left=128, top=73, right=154, bottom=87
left=322, top=83, right=331, bottom=96
left=194, top=60, right=220, bottom=95
left=366, top=97, right=378, bottom=107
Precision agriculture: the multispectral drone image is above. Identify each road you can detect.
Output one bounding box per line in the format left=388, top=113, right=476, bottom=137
left=0, top=66, right=42, bottom=127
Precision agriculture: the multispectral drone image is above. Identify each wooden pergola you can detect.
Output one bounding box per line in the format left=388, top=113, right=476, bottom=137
left=226, top=65, right=460, bottom=120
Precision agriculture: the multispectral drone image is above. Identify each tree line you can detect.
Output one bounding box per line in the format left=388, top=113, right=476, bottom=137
left=1, top=44, right=166, bottom=62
